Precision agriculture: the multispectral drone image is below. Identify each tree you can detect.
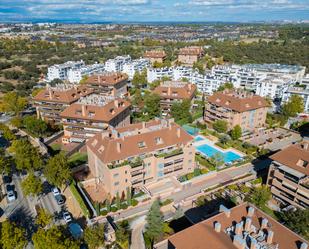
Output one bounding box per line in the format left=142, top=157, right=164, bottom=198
left=171, top=99, right=192, bottom=125
left=36, top=208, right=53, bottom=228
left=23, top=115, right=48, bottom=137
left=21, top=172, right=43, bottom=196
left=0, top=92, right=27, bottom=115
left=144, top=93, right=161, bottom=119
left=219, top=134, right=231, bottom=145
left=32, top=226, right=80, bottom=249
left=0, top=149, right=12, bottom=174
left=193, top=61, right=204, bottom=74
left=0, top=124, right=16, bottom=141
left=79, top=75, right=89, bottom=84
left=83, top=224, right=105, bottom=249
left=145, top=199, right=164, bottom=248
left=209, top=152, right=225, bottom=168
left=9, top=139, right=42, bottom=171
left=247, top=185, right=271, bottom=208
left=10, top=116, right=23, bottom=128
left=126, top=187, right=132, bottom=206
left=279, top=208, right=309, bottom=240
left=230, top=125, right=242, bottom=140
left=213, top=120, right=228, bottom=133
left=0, top=221, right=27, bottom=249
left=217, top=82, right=234, bottom=92
left=115, top=220, right=130, bottom=249
left=282, top=95, right=304, bottom=117
left=132, top=70, right=147, bottom=88
left=132, top=88, right=143, bottom=108
left=44, top=152, right=71, bottom=187
left=116, top=192, right=121, bottom=210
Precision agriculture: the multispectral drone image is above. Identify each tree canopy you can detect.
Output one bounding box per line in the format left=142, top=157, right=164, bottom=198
left=35, top=208, right=53, bottom=228
left=230, top=125, right=242, bottom=140
left=22, top=115, right=48, bottom=137
left=0, top=221, right=27, bottom=249
left=0, top=92, right=27, bottom=115
left=213, top=120, right=228, bottom=133
left=217, top=82, right=234, bottom=92
left=115, top=220, right=130, bottom=249
left=83, top=224, right=105, bottom=249
left=247, top=185, right=271, bottom=208
left=144, top=93, right=161, bottom=120
left=171, top=99, right=192, bottom=125
left=21, top=172, right=43, bottom=196
left=282, top=95, right=304, bottom=117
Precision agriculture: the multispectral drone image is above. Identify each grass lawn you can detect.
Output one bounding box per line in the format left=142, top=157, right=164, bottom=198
left=68, top=152, right=88, bottom=167
left=50, top=143, right=62, bottom=152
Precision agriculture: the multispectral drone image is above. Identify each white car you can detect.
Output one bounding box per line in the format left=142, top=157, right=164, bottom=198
left=52, top=187, right=60, bottom=196
left=7, top=190, right=16, bottom=202
left=63, top=211, right=72, bottom=223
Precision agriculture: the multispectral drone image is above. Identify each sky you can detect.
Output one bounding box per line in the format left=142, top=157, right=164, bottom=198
left=0, top=0, right=308, bottom=23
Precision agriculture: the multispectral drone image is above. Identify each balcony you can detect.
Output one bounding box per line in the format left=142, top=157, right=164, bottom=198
left=129, top=157, right=144, bottom=168
left=155, top=148, right=183, bottom=159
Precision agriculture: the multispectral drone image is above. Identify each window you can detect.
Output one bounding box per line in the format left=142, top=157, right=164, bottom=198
left=113, top=173, right=119, bottom=178
left=138, top=141, right=146, bottom=148
left=155, top=137, right=162, bottom=145
left=114, top=182, right=119, bottom=186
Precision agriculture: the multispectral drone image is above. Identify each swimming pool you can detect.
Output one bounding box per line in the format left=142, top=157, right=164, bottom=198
left=195, top=143, right=242, bottom=163
left=194, top=136, right=205, bottom=142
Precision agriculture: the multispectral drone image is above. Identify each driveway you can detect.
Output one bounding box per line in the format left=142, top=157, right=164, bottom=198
left=130, top=216, right=146, bottom=249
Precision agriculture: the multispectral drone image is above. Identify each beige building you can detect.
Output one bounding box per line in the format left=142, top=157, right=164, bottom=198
left=267, top=141, right=309, bottom=209
left=168, top=202, right=308, bottom=249
left=61, top=94, right=131, bottom=144
left=205, top=90, right=269, bottom=131
left=154, top=81, right=197, bottom=115
left=86, top=119, right=195, bottom=198
left=144, top=50, right=166, bottom=64
left=33, top=84, right=93, bottom=124
left=178, top=46, right=204, bottom=65
left=85, top=73, right=128, bottom=97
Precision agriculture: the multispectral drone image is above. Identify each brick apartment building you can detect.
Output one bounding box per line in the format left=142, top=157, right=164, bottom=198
left=33, top=84, right=93, bottom=124
left=168, top=203, right=308, bottom=249
left=267, top=141, right=309, bottom=209
left=86, top=119, right=195, bottom=198
left=144, top=50, right=166, bottom=64
left=177, top=46, right=204, bottom=65
left=85, top=73, right=128, bottom=97
left=204, top=90, right=269, bottom=131
left=60, top=94, right=131, bottom=144
left=154, top=81, right=197, bottom=115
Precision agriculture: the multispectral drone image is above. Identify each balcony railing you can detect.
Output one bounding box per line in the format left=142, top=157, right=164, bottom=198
left=155, top=148, right=183, bottom=159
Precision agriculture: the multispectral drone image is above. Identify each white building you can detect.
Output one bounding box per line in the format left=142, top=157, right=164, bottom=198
left=67, top=63, right=105, bottom=83
left=147, top=67, right=173, bottom=83
left=301, top=74, right=309, bottom=86
left=122, top=58, right=150, bottom=80
left=47, top=60, right=85, bottom=81
left=105, top=55, right=131, bottom=72
left=282, top=86, right=309, bottom=113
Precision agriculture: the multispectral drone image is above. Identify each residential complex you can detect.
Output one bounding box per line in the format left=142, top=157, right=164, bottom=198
left=86, top=119, right=195, bottom=198
left=154, top=81, right=197, bottom=115
left=144, top=50, right=166, bottom=64
left=168, top=203, right=308, bottom=249
left=282, top=86, right=309, bottom=113
left=105, top=55, right=131, bottom=72
left=267, top=142, right=309, bottom=209
left=177, top=46, right=204, bottom=65
left=67, top=62, right=105, bottom=83
left=47, top=60, right=85, bottom=81
left=85, top=73, right=128, bottom=97
left=61, top=94, right=131, bottom=144
left=33, top=84, right=93, bottom=124
left=204, top=90, right=269, bottom=131
left=122, top=58, right=150, bottom=80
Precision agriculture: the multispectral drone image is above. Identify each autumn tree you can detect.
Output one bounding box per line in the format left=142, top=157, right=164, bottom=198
left=0, top=92, right=27, bottom=116
left=0, top=221, right=27, bottom=249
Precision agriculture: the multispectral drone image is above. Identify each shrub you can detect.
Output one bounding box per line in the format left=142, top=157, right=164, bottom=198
left=111, top=206, right=118, bottom=213
left=100, top=210, right=108, bottom=216
left=131, top=199, right=139, bottom=206
left=160, top=199, right=173, bottom=206
left=187, top=173, right=194, bottom=180
left=120, top=203, right=128, bottom=210
left=69, top=183, right=90, bottom=217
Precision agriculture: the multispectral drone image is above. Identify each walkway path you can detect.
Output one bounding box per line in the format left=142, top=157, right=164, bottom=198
left=130, top=216, right=146, bottom=249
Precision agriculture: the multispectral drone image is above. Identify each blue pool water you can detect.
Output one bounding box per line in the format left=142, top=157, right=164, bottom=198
left=182, top=125, right=199, bottom=136
left=194, top=136, right=205, bottom=142
left=196, top=143, right=242, bottom=163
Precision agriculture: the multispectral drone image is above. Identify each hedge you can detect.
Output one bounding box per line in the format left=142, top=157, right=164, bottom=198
left=69, top=183, right=90, bottom=217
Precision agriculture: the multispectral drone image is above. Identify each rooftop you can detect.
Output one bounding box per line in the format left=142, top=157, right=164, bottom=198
left=270, top=141, right=309, bottom=176
left=144, top=50, right=166, bottom=59
left=168, top=203, right=308, bottom=249
left=85, top=72, right=128, bottom=86
left=178, top=46, right=204, bottom=56
left=207, top=89, right=269, bottom=112
left=154, top=81, right=196, bottom=100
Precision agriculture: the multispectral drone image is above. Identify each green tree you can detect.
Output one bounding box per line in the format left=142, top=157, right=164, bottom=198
left=0, top=92, right=27, bottom=115
left=126, top=187, right=132, bottom=206
left=282, top=95, right=304, bottom=117
left=132, top=70, right=147, bottom=88
left=44, top=153, right=71, bottom=187
left=0, top=149, right=12, bottom=174
left=132, top=88, right=143, bottom=108
left=145, top=199, right=164, bottom=248
left=144, top=93, right=161, bottom=119
left=0, top=221, right=27, bottom=249
left=230, top=125, right=242, bottom=140
left=248, top=185, right=271, bottom=208
left=83, top=224, right=105, bottom=249
left=209, top=152, right=225, bottom=168
left=32, top=226, right=80, bottom=249
left=115, top=220, right=130, bottom=249
left=9, top=139, right=42, bottom=171
left=0, top=124, right=16, bottom=141
left=36, top=208, right=53, bottom=228
left=193, top=61, right=204, bottom=74
left=213, top=120, right=228, bottom=133
left=10, top=116, right=23, bottom=128
left=171, top=99, right=192, bottom=125
left=23, top=115, right=48, bottom=137
left=217, top=82, right=234, bottom=92
left=219, top=134, right=230, bottom=145
left=21, top=172, right=43, bottom=196
left=116, top=192, right=121, bottom=210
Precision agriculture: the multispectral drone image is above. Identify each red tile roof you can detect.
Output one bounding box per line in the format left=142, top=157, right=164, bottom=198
left=86, top=73, right=128, bottom=86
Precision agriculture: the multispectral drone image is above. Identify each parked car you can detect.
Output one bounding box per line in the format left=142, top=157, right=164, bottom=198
left=7, top=190, right=16, bottom=202
left=2, top=175, right=12, bottom=185
left=52, top=187, right=60, bottom=196
left=63, top=211, right=72, bottom=223
left=55, top=194, right=64, bottom=205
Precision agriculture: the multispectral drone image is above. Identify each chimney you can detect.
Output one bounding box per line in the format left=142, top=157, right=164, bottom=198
left=97, top=75, right=100, bottom=84
left=214, top=222, right=221, bottom=233
left=266, top=230, right=274, bottom=244
left=114, top=99, right=119, bottom=108
left=244, top=217, right=252, bottom=231
left=261, top=218, right=268, bottom=229
left=300, top=242, right=308, bottom=249
left=82, top=105, right=86, bottom=116
left=235, top=222, right=242, bottom=235
left=142, top=121, right=146, bottom=129
left=233, top=235, right=245, bottom=249
left=177, top=127, right=181, bottom=138
left=219, top=205, right=231, bottom=218
left=48, top=88, right=53, bottom=100
left=116, top=142, right=121, bottom=153
left=303, top=143, right=309, bottom=150
left=168, top=87, right=171, bottom=96
left=248, top=207, right=255, bottom=217
left=250, top=238, right=257, bottom=249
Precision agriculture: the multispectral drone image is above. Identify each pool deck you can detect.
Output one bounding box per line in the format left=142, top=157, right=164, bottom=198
left=193, top=135, right=245, bottom=157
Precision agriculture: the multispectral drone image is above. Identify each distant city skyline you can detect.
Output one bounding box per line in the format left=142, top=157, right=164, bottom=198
left=0, top=0, right=308, bottom=23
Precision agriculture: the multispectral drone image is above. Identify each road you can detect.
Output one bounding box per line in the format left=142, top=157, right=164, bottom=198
left=130, top=216, right=146, bottom=249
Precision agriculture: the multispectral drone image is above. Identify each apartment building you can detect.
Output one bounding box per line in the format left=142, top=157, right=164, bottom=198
left=67, top=62, right=105, bottom=83
left=147, top=67, right=173, bottom=83
left=154, top=81, right=197, bottom=114
left=143, top=50, right=166, bottom=64
left=204, top=90, right=269, bottom=131
left=86, top=119, right=195, bottom=198
left=60, top=94, right=131, bottom=144
left=122, top=58, right=150, bottom=80
left=85, top=73, right=128, bottom=97
left=168, top=203, right=308, bottom=249
left=33, top=84, right=93, bottom=124
left=105, top=55, right=131, bottom=72
left=267, top=142, right=309, bottom=209
left=282, top=86, right=309, bottom=113
left=47, top=60, right=85, bottom=81
left=177, top=46, right=204, bottom=65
